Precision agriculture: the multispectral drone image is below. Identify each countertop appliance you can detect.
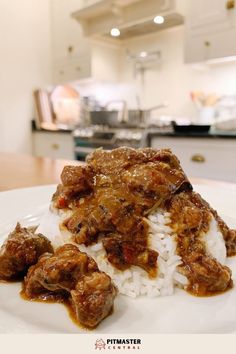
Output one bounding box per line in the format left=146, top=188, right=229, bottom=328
left=172, top=121, right=211, bottom=134
left=73, top=126, right=144, bottom=160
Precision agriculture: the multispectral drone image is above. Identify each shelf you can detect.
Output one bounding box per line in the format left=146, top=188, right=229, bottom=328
left=72, top=0, right=185, bottom=40
left=72, top=0, right=142, bottom=20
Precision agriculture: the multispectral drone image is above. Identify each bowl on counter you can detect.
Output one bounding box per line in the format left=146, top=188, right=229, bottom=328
left=171, top=121, right=211, bottom=134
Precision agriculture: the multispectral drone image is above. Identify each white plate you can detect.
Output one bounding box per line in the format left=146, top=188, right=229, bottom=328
left=0, top=184, right=236, bottom=334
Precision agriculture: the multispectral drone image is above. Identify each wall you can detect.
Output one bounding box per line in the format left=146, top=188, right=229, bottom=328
left=119, top=25, right=236, bottom=120
left=0, top=0, right=52, bottom=154
left=91, top=41, right=122, bottom=82
left=75, top=25, right=236, bottom=122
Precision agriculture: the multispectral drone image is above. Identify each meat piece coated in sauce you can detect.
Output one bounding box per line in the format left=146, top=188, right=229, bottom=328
left=166, top=192, right=233, bottom=296
left=52, top=165, right=94, bottom=208
left=53, top=147, right=192, bottom=276
left=0, top=223, right=53, bottom=281
left=183, top=251, right=232, bottom=296
left=188, top=192, right=236, bottom=257
left=24, top=244, right=98, bottom=297
left=169, top=190, right=236, bottom=256
left=71, top=271, right=117, bottom=328
left=23, top=244, right=117, bottom=328
left=102, top=226, right=158, bottom=278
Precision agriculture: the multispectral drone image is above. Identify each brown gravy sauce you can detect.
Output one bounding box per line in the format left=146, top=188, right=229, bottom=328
left=166, top=191, right=233, bottom=296
left=20, top=288, right=91, bottom=330
left=20, top=281, right=114, bottom=330
left=66, top=184, right=159, bottom=278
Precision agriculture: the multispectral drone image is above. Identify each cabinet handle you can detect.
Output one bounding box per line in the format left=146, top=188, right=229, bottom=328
left=204, top=40, right=210, bottom=47
left=226, top=0, right=235, bottom=9
left=68, top=45, right=74, bottom=53
left=51, top=143, right=59, bottom=150
left=191, top=154, right=205, bottom=163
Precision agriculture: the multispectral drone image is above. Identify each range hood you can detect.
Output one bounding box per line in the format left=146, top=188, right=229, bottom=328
left=72, top=0, right=185, bottom=41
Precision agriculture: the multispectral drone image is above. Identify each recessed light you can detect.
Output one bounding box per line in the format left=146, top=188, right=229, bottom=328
left=140, top=51, right=148, bottom=58
left=154, top=15, right=164, bottom=24
left=110, top=28, right=120, bottom=37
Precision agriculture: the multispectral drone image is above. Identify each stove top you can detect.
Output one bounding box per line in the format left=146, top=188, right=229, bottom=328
left=73, top=126, right=144, bottom=142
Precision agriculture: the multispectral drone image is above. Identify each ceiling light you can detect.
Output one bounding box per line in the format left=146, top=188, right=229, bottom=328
left=110, top=28, right=120, bottom=37
left=154, top=15, right=164, bottom=24
left=140, top=51, right=148, bottom=58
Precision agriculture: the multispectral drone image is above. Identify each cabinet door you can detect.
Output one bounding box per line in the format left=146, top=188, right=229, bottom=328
left=188, top=0, right=235, bottom=35
left=151, top=137, right=236, bottom=183
left=64, top=0, right=91, bottom=58
left=51, top=0, right=91, bottom=67
left=50, top=0, right=68, bottom=61
left=185, top=0, right=236, bottom=63
left=32, top=132, right=74, bottom=160
left=185, top=28, right=236, bottom=62
left=51, top=0, right=120, bottom=82
left=53, top=56, right=92, bottom=84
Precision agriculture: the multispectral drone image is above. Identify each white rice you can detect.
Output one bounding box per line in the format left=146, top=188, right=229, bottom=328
left=36, top=207, right=227, bottom=299
left=203, top=216, right=227, bottom=265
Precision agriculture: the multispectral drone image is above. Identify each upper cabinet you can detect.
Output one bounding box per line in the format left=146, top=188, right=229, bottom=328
left=188, top=0, right=234, bottom=33
left=72, top=0, right=186, bottom=41
left=51, top=0, right=90, bottom=62
left=185, top=0, right=236, bottom=63
left=50, top=0, right=120, bottom=84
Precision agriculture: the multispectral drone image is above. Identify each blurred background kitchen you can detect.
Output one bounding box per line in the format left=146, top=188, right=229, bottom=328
left=1, top=0, right=236, bottom=182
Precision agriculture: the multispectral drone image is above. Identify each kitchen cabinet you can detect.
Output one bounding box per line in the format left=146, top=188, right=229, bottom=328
left=51, top=0, right=91, bottom=83
left=72, top=0, right=185, bottom=40
left=185, top=0, right=236, bottom=63
left=50, top=0, right=91, bottom=63
left=187, top=0, right=233, bottom=34
left=32, top=131, right=75, bottom=160
left=151, top=136, right=236, bottom=183
left=51, top=0, right=120, bottom=84
left=53, top=56, right=92, bottom=84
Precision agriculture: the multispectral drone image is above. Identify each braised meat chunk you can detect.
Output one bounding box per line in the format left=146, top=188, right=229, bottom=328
left=71, top=271, right=117, bottom=328
left=52, top=165, right=94, bottom=209
left=166, top=191, right=207, bottom=234
left=183, top=251, right=232, bottom=296
left=188, top=192, right=236, bottom=257
left=102, top=225, right=158, bottom=278
left=86, top=146, right=148, bottom=175
left=167, top=192, right=233, bottom=295
left=0, top=223, right=53, bottom=281
left=23, top=244, right=117, bottom=328
left=122, top=161, right=188, bottom=210
left=24, top=244, right=98, bottom=298
left=168, top=190, right=236, bottom=257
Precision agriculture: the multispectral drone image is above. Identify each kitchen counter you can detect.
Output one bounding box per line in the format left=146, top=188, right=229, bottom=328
left=31, top=120, right=73, bottom=134
left=0, top=153, right=79, bottom=192
left=146, top=129, right=236, bottom=146
left=32, top=127, right=73, bottom=134
left=1, top=152, right=236, bottom=192
left=32, top=125, right=236, bottom=146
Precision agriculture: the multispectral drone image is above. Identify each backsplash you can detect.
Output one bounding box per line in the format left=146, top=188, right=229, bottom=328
left=74, top=26, right=236, bottom=121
